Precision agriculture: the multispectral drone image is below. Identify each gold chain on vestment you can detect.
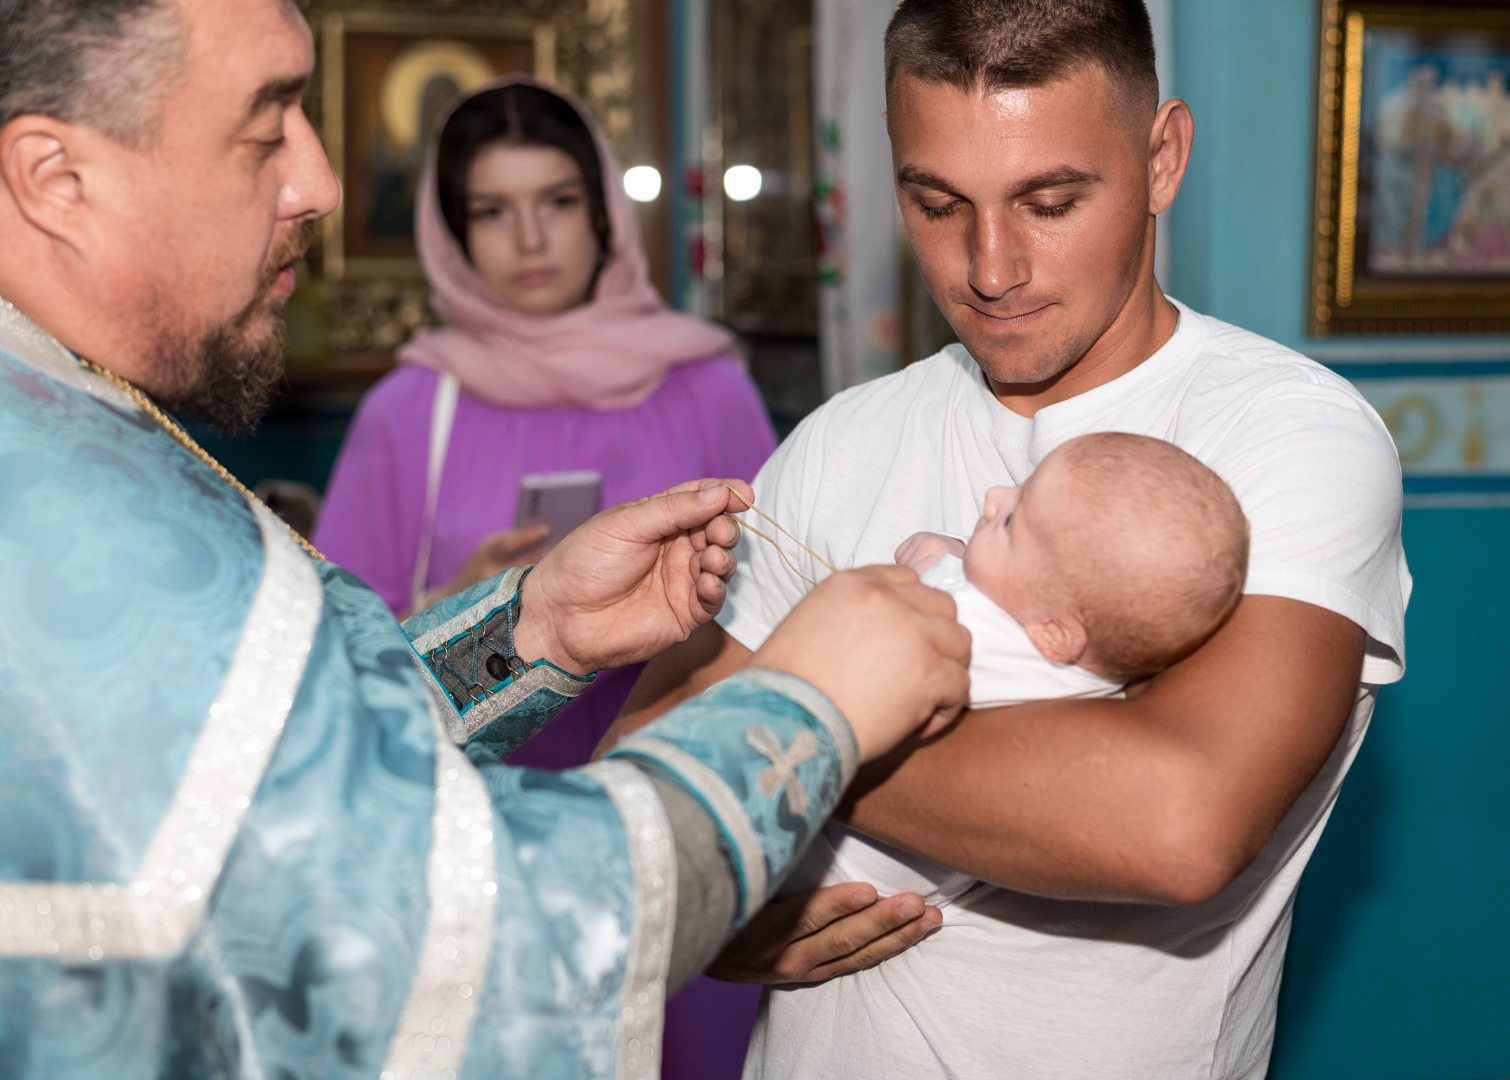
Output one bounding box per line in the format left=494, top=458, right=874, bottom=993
left=77, top=357, right=325, bottom=562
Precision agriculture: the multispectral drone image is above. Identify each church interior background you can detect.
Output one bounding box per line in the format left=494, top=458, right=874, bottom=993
left=205, top=1, right=1510, bottom=1075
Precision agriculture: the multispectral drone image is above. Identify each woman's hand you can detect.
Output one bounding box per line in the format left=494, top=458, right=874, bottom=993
left=708, top=882, right=941, bottom=985
left=416, top=524, right=553, bottom=613
left=513, top=478, right=751, bottom=674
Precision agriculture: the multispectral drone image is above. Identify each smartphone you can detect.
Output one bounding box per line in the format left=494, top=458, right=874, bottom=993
left=514, top=470, right=603, bottom=542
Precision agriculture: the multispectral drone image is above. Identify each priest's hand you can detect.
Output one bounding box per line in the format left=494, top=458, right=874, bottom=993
left=753, top=565, right=972, bottom=762
left=513, top=478, right=750, bottom=675
left=709, top=567, right=966, bottom=987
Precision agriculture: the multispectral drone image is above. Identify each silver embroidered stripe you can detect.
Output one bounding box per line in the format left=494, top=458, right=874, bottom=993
left=407, top=566, right=526, bottom=655
left=608, top=736, right=768, bottom=924
left=584, top=761, right=676, bottom=1080
left=409, top=656, right=470, bottom=744
left=457, top=663, right=591, bottom=741
left=0, top=296, right=137, bottom=412
left=0, top=504, right=321, bottom=960
left=380, top=712, right=499, bottom=1080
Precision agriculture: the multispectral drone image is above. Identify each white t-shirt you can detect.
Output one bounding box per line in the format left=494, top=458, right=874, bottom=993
left=787, top=554, right=1124, bottom=909
left=723, top=301, right=1410, bottom=1080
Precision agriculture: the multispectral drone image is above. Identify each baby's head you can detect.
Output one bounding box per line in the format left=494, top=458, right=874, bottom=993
left=964, top=433, right=1249, bottom=681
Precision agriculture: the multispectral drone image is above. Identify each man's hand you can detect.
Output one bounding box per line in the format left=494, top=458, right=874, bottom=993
left=513, top=479, right=750, bottom=675
left=708, top=883, right=942, bottom=985
left=752, top=565, right=972, bottom=762
left=893, top=531, right=966, bottom=573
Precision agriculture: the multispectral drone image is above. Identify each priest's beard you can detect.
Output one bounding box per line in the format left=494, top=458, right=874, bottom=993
left=150, top=223, right=313, bottom=433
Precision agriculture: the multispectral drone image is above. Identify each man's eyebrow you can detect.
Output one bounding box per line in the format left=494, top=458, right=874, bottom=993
left=895, top=165, right=955, bottom=191
left=895, top=164, right=1102, bottom=197
left=1009, top=167, right=1102, bottom=196
left=246, top=75, right=309, bottom=120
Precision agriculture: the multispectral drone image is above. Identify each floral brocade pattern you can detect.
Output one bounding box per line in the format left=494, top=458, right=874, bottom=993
left=0, top=344, right=641, bottom=1079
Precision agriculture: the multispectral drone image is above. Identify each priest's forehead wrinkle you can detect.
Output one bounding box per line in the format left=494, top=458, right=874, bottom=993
left=0, top=0, right=189, bottom=149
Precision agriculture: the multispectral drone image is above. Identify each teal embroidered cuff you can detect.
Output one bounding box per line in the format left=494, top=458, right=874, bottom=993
left=403, top=565, right=594, bottom=750
left=605, top=668, right=857, bottom=925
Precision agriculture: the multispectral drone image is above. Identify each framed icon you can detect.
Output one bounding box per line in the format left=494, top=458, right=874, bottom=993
left=1310, top=0, right=1510, bottom=335
left=320, top=11, right=555, bottom=280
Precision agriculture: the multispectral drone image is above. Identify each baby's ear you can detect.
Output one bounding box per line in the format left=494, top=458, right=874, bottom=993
left=1024, top=616, right=1088, bottom=666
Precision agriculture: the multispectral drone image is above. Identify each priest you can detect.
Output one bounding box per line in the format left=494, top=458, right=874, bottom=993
left=0, top=1, right=970, bottom=1077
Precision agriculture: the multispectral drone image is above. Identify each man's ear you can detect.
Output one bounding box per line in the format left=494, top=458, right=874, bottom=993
left=1147, top=97, right=1193, bottom=216
left=0, top=116, right=94, bottom=245
left=1024, top=615, right=1089, bottom=666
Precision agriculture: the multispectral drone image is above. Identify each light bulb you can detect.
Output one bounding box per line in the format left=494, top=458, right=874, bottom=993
left=623, top=165, right=662, bottom=203
left=723, top=164, right=763, bottom=202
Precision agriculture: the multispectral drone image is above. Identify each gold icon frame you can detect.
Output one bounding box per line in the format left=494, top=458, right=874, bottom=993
left=1310, top=0, right=1510, bottom=336
left=320, top=11, right=555, bottom=281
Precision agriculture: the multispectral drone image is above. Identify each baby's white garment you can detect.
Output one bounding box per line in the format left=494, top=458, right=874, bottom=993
left=919, top=554, right=1123, bottom=707
left=789, top=554, right=1122, bottom=909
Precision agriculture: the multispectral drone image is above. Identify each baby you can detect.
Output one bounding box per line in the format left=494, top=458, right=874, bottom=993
left=789, top=431, right=1251, bottom=907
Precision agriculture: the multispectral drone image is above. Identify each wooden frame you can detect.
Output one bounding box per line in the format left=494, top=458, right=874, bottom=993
left=1310, top=0, right=1510, bottom=336
left=320, top=11, right=555, bottom=280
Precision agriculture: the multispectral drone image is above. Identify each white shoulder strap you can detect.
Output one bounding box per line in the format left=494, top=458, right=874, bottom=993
left=411, top=372, right=460, bottom=614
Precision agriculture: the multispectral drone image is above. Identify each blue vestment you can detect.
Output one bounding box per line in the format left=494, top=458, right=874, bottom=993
left=0, top=298, right=856, bottom=1079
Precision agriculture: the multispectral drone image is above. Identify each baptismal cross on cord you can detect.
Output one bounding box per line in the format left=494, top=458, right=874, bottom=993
left=720, top=485, right=839, bottom=588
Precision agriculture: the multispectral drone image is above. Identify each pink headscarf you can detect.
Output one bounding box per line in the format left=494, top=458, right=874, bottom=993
left=398, top=74, right=734, bottom=410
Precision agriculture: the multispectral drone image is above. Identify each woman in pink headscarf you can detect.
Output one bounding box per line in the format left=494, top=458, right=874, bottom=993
left=315, top=75, right=776, bottom=769
left=315, top=81, right=775, bottom=1075
left=317, top=80, right=781, bottom=1077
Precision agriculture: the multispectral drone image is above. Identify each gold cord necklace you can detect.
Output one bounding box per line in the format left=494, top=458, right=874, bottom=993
left=77, top=357, right=325, bottom=562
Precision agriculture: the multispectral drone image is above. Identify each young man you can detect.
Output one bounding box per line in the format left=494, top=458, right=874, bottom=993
left=0, top=1, right=971, bottom=1076
left=605, top=1, right=1410, bottom=1076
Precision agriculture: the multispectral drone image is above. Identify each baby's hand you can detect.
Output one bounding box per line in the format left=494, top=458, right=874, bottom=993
left=894, top=532, right=967, bottom=574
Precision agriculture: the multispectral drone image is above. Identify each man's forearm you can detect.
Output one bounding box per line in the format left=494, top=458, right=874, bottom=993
left=841, top=695, right=1234, bottom=903
left=841, top=597, right=1366, bottom=904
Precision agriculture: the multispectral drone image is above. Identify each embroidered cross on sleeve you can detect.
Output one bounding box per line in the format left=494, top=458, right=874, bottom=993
left=745, top=726, right=819, bottom=815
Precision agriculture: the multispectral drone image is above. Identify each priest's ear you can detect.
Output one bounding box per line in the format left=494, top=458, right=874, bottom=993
left=0, top=115, right=103, bottom=250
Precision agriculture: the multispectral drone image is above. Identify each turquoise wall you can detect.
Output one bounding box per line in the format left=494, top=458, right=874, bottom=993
left=1168, top=2, right=1510, bottom=1076
left=1274, top=509, right=1510, bottom=1077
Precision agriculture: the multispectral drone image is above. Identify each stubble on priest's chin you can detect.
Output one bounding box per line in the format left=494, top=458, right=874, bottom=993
left=148, top=222, right=315, bottom=433
left=149, top=306, right=288, bottom=434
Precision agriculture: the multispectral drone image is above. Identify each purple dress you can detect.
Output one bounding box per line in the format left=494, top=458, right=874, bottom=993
left=313, top=354, right=775, bottom=1079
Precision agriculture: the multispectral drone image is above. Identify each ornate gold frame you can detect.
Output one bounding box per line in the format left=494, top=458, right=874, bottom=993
left=319, top=11, right=555, bottom=281
left=1310, top=0, right=1510, bottom=336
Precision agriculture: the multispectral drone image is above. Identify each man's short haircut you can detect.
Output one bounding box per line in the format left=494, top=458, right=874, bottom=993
left=1049, top=433, right=1249, bottom=681
left=884, top=0, right=1159, bottom=117
left=0, top=0, right=185, bottom=148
